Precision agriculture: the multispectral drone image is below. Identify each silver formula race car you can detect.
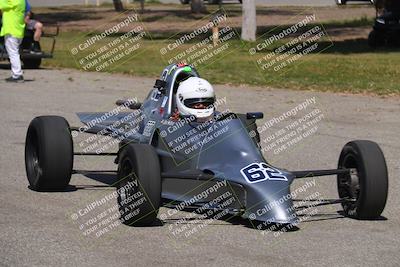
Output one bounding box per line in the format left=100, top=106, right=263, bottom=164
left=24, top=64, right=389, bottom=227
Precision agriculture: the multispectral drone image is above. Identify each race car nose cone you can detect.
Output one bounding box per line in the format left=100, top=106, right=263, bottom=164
left=243, top=171, right=298, bottom=225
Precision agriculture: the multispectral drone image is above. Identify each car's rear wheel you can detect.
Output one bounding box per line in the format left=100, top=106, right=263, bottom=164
left=337, top=140, right=388, bottom=219
left=387, top=31, right=400, bottom=46
left=368, top=30, right=385, bottom=48
left=116, top=143, right=161, bottom=226
left=25, top=116, right=73, bottom=191
left=22, top=58, right=42, bottom=69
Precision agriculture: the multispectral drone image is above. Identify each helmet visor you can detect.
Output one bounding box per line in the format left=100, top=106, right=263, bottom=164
left=184, top=98, right=215, bottom=109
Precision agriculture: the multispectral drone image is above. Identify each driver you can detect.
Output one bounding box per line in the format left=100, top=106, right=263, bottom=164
left=171, top=77, right=216, bottom=123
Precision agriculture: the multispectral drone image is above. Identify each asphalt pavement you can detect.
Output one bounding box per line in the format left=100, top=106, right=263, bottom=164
left=0, top=67, right=399, bottom=266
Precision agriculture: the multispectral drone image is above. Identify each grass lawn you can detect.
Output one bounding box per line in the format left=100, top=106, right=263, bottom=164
left=41, top=30, right=400, bottom=95
left=34, top=3, right=399, bottom=95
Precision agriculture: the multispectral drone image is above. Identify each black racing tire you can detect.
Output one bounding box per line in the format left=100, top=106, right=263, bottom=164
left=25, top=116, right=73, bottom=191
left=387, top=32, right=400, bottom=46
left=180, top=0, right=190, bottom=4
left=22, top=58, right=42, bottom=69
left=237, top=114, right=261, bottom=148
left=337, top=140, right=388, bottom=219
left=116, top=143, right=161, bottom=226
left=368, top=30, right=385, bottom=48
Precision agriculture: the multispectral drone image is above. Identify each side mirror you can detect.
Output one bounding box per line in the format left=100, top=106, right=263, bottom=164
left=116, top=99, right=142, bottom=110
left=246, top=112, right=264, bottom=120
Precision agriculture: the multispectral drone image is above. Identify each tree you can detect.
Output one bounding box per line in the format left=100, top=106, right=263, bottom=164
left=191, top=0, right=206, bottom=14
left=112, top=0, right=124, bottom=12
left=241, top=0, right=256, bottom=41
left=140, top=0, right=145, bottom=13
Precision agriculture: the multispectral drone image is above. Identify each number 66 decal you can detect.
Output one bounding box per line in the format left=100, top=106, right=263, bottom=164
left=240, top=162, right=288, bottom=183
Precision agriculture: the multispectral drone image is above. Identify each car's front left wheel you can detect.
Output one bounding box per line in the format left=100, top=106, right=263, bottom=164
left=116, top=143, right=161, bottom=226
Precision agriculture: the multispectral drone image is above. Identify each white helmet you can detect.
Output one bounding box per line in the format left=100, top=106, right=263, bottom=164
left=176, top=77, right=215, bottom=119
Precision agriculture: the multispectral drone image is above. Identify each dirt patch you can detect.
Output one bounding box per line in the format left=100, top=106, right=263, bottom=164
left=34, top=3, right=375, bottom=41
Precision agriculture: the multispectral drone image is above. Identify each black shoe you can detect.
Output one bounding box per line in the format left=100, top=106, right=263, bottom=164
left=5, top=76, right=24, bottom=83
left=30, top=42, right=42, bottom=55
